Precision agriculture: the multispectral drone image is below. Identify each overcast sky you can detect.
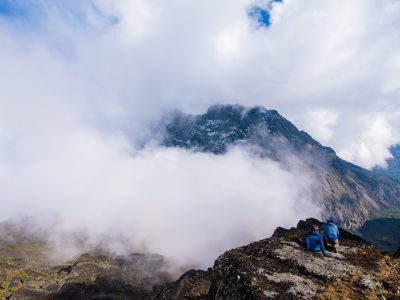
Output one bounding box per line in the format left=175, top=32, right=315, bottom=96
left=0, top=0, right=400, bottom=267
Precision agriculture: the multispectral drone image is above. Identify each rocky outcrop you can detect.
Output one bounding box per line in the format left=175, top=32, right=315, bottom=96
left=2, top=250, right=172, bottom=300
left=161, top=104, right=400, bottom=232
left=152, top=269, right=212, bottom=300
left=154, top=218, right=400, bottom=299
left=39, top=252, right=172, bottom=300
left=1, top=219, right=400, bottom=299
left=0, top=224, right=172, bottom=300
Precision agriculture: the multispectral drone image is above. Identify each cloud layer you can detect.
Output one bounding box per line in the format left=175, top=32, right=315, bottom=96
left=0, top=0, right=399, bottom=267
left=0, top=142, right=319, bottom=268
left=2, top=0, right=400, bottom=167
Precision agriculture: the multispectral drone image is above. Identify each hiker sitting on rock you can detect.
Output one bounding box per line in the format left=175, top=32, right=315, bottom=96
left=321, top=218, right=340, bottom=253
left=303, top=225, right=327, bottom=256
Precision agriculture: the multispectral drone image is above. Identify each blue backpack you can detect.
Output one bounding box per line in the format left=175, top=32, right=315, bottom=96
left=305, top=231, right=323, bottom=251
left=321, top=223, right=339, bottom=240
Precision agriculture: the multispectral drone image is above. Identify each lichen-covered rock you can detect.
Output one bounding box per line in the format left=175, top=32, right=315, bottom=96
left=152, top=269, right=212, bottom=300
left=0, top=223, right=172, bottom=300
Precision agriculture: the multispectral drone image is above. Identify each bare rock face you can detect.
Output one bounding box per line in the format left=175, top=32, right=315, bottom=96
left=39, top=252, right=172, bottom=300
left=151, top=269, right=212, bottom=300
left=154, top=218, right=400, bottom=300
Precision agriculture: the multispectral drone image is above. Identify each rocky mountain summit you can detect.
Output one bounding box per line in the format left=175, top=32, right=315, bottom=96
left=1, top=219, right=399, bottom=299
left=162, top=104, right=400, bottom=234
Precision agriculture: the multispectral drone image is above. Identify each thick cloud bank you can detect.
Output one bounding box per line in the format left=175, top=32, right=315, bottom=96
left=0, top=140, right=319, bottom=267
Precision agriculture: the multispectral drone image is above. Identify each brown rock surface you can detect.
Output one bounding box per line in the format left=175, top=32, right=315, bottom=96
left=0, top=223, right=172, bottom=300
left=154, top=218, right=400, bottom=300
left=1, top=219, right=399, bottom=299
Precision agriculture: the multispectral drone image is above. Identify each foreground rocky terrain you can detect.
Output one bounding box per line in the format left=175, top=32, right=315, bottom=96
left=154, top=218, right=400, bottom=299
left=0, top=223, right=172, bottom=299
left=1, top=219, right=399, bottom=299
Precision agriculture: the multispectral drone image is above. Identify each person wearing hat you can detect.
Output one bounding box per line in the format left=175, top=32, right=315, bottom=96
left=321, top=218, right=340, bottom=253
left=304, top=225, right=327, bottom=256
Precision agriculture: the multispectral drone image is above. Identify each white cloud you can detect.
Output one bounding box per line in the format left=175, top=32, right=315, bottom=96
left=338, top=115, right=396, bottom=168
left=301, top=108, right=338, bottom=144
left=0, top=138, right=319, bottom=268
left=83, top=0, right=400, bottom=168
left=0, top=0, right=400, bottom=268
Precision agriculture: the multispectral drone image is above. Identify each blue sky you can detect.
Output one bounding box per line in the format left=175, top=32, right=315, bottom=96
left=249, top=6, right=272, bottom=27
left=0, top=0, right=119, bottom=62
left=249, top=0, right=283, bottom=27
left=0, top=0, right=277, bottom=30
left=0, top=0, right=37, bottom=24
left=3, top=0, right=276, bottom=28
left=0, top=0, right=118, bottom=29
left=0, top=0, right=25, bottom=16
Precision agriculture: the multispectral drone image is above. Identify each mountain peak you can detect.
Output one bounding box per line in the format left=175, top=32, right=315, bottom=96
left=161, top=104, right=400, bottom=236
left=163, top=103, right=333, bottom=156
left=205, top=104, right=272, bottom=117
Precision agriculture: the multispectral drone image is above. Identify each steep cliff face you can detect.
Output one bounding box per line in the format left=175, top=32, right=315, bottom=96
left=154, top=218, right=400, bottom=300
left=162, top=104, right=400, bottom=231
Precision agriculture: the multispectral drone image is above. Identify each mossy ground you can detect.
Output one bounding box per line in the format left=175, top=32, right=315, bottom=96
left=0, top=235, right=50, bottom=299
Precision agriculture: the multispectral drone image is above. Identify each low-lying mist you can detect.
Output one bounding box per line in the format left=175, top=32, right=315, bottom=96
left=0, top=127, right=320, bottom=269
left=2, top=0, right=400, bottom=279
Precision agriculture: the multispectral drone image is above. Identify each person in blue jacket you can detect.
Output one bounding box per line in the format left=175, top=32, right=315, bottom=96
left=321, top=218, right=340, bottom=253
left=304, top=225, right=327, bottom=256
